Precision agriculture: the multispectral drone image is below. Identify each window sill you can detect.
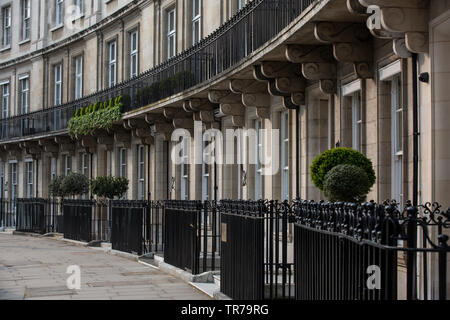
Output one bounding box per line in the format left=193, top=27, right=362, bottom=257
left=50, top=24, right=64, bottom=33
left=0, top=45, right=11, bottom=53
left=18, top=39, right=31, bottom=46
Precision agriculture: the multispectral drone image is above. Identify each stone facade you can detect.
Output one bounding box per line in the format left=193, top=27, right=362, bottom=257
left=0, top=0, right=449, bottom=211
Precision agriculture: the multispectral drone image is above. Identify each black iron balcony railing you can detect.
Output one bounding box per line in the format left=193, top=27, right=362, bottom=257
left=0, top=0, right=316, bottom=142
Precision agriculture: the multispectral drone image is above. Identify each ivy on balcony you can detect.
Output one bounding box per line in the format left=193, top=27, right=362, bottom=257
left=68, top=95, right=130, bottom=138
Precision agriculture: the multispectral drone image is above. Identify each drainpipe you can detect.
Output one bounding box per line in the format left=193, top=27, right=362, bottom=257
left=295, top=106, right=300, bottom=199
left=165, top=140, right=169, bottom=200
left=412, top=54, right=419, bottom=206
left=90, top=152, right=94, bottom=200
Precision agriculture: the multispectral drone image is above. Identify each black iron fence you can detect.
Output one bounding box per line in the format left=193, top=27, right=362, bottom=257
left=16, top=198, right=47, bottom=234
left=0, top=198, right=16, bottom=228
left=164, top=200, right=220, bottom=275
left=0, top=0, right=316, bottom=142
left=4, top=196, right=448, bottom=300
left=1, top=198, right=63, bottom=233
left=219, top=199, right=450, bottom=301
left=63, top=200, right=109, bottom=242
left=293, top=200, right=450, bottom=300
left=220, top=200, right=293, bottom=300
left=111, top=200, right=164, bottom=255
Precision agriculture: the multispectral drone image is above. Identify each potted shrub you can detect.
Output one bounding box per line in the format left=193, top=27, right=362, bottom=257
left=323, top=164, right=372, bottom=203
left=90, top=176, right=129, bottom=200
left=60, top=172, right=90, bottom=198
left=310, top=147, right=376, bottom=203
left=49, top=173, right=89, bottom=199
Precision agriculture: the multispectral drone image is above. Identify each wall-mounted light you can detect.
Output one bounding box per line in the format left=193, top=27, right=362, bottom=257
left=419, top=72, right=429, bottom=83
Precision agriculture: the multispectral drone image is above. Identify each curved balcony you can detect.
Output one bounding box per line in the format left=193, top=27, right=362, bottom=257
left=0, top=0, right=316, bottom=143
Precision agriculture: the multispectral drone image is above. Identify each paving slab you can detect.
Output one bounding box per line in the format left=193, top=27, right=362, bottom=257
left=0, top=233, right=210, bottom=300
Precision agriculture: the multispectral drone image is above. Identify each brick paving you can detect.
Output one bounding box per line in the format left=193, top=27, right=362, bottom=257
left=0, top=233, right=210, bottom=300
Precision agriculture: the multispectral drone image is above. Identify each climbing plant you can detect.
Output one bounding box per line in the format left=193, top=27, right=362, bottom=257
left=68, top=95, right=129, bottom=138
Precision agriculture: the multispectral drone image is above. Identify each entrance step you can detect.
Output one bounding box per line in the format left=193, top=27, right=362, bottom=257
left=189, top=282, right=220, bottom=298
left=213, top=274, right=220, bottom=287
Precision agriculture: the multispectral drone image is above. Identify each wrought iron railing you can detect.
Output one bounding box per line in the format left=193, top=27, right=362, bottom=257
left=220, top=200, right=294, bottom=300
left=292, top=200, right=450, bottom=300
left=0, top=0, right=316, bottom=142
left=1, top=198, right=63, bottom=233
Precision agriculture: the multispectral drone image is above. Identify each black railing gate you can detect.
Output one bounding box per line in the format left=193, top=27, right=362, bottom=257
left=164, top=201, right=201, bottom=274
left=220, top=200, right=294, bottom=300
left=111, top=201, right=165, bottom=256
left=63, top=200, right=93, bottom=242
left=164, top=200, right=220, bottom=275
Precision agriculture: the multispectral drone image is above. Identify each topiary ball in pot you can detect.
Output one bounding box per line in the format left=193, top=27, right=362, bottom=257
left=60, top=172, right=90, bottom=197
left=323, top=164, right=371, bottom=203
left=310, top=147, right=376, bottom=191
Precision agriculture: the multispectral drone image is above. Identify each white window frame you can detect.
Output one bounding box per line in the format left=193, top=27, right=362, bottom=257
left=22, top=0, right=31, bottom=40
left=74, top=0, right=83, bottom=16
left=1, top=82, right=9, bottom=119
left=130, top=31, right=138, bottom=79
left=81, top=152, right=89, bottom=176
left=26, top=160, right=34, bottom=198
left=351, top=91, right=362, bottom=152
left=51, top=158, right=57, bottom=180
left=20, top=76, right=29, bottom=114
left=56, top=0, right=64, bottom=26
left=180, top=138, right=189, bottom=200
left=81, top=152, right=89, bottom=199
left=108, top=40, right=117, bottom=87
left=202, top=140, right=209, bottom=201
left=54, top=64, right=62, bottom=106
left=237, top=130, right=244, bottom=200
left=391, top=74, right=403, bottom=205
left=10, top=162, right=17, bottom=201
left=281, top=111, right=289, bottom=200
left=254, top=119, right=262, bottom=200
left=137, top=145, right=145, bottom=200
left=74, top=56, right=83, bottom=99
left=119, top=148, right=127, bottom=178
left=2, top=6, right=11, bottom=47
left=64, top=155, right=71, bottom=176
left=167, top=9, right=176, bottom=59
left=192, top=0, right=201, bottom=45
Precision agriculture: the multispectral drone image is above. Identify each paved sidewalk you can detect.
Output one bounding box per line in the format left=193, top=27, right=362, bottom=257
left=0, top=233, right=210, bottom=300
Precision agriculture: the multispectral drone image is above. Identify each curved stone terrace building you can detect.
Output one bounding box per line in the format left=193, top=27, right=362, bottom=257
left=0, top=0, right=449, bottom=209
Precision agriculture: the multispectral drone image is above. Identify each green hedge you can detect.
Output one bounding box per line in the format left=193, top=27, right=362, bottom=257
left=310, top=147, right=376, bottom=191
